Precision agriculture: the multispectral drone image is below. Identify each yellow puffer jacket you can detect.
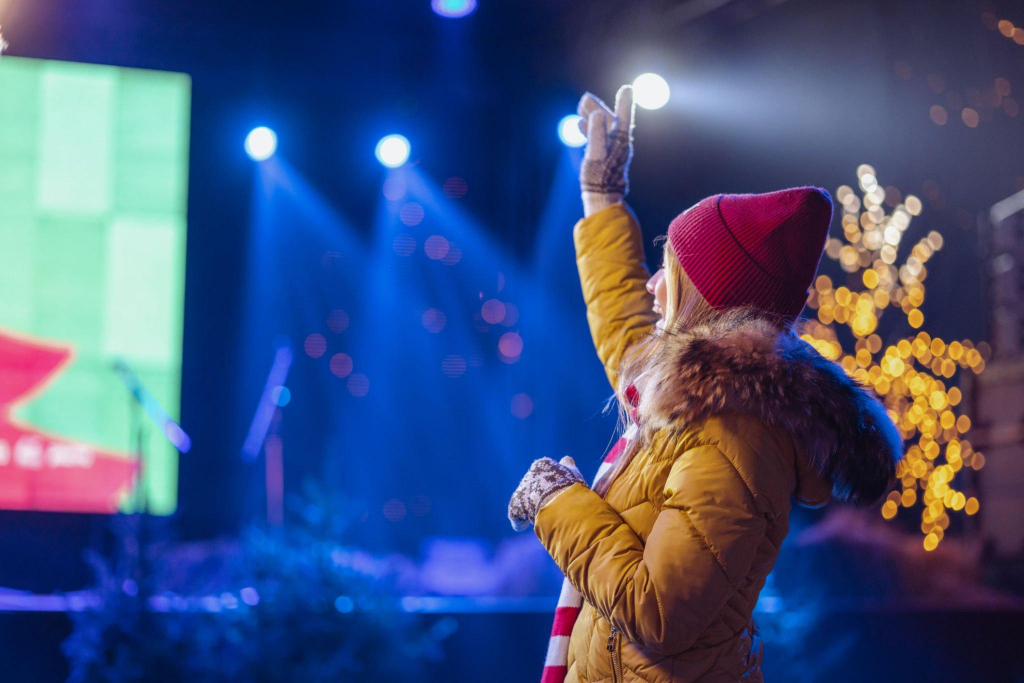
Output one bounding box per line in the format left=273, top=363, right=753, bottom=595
left=534, top=203, right=902, bottom=682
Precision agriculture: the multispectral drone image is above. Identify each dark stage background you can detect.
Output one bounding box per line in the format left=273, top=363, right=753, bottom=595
left=1, top=0, right=1023, bottom=680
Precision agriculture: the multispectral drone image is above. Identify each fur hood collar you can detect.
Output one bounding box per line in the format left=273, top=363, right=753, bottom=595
left=633, top=312, right=903, bottom=505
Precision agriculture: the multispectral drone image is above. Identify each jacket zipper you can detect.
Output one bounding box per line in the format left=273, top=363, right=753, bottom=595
left=607, top=626, right=623, bottom=683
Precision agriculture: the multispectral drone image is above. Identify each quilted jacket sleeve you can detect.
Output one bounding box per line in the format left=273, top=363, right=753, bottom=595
left=534, top=441, right=772, bottom=656
left=574, top=203, right=657, bottom=392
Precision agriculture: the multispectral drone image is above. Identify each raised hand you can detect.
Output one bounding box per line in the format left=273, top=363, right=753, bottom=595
left=578, top=85, right=635, bottom=217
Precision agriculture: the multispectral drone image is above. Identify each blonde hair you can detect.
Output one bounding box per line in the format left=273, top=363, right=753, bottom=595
left=593, top=242, right=718, bottom=496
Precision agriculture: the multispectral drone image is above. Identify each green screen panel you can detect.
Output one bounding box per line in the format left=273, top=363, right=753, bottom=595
left=0, top=57, right=190, bottom=515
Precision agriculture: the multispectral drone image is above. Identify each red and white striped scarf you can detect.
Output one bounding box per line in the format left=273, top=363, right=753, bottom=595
left=541, top=400, right=639, bottom=683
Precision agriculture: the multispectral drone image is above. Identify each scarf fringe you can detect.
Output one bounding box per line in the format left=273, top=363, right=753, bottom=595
left=540, top=421, right=638, bottom=682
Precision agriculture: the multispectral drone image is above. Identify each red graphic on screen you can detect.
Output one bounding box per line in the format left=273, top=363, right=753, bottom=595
left=0, top=330, right=137, bottom=513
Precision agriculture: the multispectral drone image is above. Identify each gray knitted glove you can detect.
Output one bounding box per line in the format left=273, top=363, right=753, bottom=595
left=578, top=85, right=635, bottom=216
left=508, top=457, right=585, bottom=531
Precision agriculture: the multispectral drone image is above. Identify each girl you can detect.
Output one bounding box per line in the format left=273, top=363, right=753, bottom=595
left=508, top=86, right=903, bottom=682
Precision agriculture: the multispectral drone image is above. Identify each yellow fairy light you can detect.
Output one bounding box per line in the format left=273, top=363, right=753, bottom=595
left=911, top=460, right=928, bottom=479
left=800, top=167, right=986, bottom=547
left=863, top=269, right=879, bottom=289
left=905, top=195, right=922, bottom=215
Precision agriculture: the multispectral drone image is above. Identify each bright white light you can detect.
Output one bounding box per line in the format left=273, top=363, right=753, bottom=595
left=375, top=134, right=411, bottom=168
left=558, top=115, right=586, bottom=148
left=632, top=73, right=670, bottom=110
left=244, top=126, right=277, bottom=161
left=431, top=0, right=477, bottom=18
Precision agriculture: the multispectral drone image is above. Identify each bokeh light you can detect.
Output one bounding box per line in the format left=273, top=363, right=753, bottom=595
left=270, top=385, right=290, bottom=407
left=239, top=587, right=259, bottom=606
left=347, top=373, right=370, bottom=397
left=481, top=299, right=506, bottom=324
left=558, top=115, right=586, bottom=148
left=393, top=233, right=417, bottom=257
left=383, top=498, right=407, bottom=521
left=375, top=134, right=411, bottom=168
left=399, top=202, right=425, bottom=226
left=329, top=353, right=353, bottom=378
left=500, top=302, right=519, bottom=326
left=244, top=126, right=277, bottom=161
left=441, top=354, right=467, bottom=378
left=440, top=245, right=462, bottom=266
left=421, top=308, right=447, bottom=333
left=510, top=393, right=533, bottom=419
left=304, top=333, right=326, bottom=358
left=443, top=176, right=468, bottom=198
left=632, top=73, right=670, bottom=110
left=327, top=309, right=349, bottom=334
left=498, top=332, right=523, bottom=361
left=383, top=175, right=407, bottom=201
left=804, top=166, right=988, bottom=550
left=424, top=235, right=450, bottom=260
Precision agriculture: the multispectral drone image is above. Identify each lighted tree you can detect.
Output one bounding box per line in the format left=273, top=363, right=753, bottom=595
left=801, top=165, right=988, bottom=551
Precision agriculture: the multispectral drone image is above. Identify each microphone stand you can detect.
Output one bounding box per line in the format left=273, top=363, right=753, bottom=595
left=111, top=359, right=191, bottom=604
left=241, top=339, right=293, bottom=527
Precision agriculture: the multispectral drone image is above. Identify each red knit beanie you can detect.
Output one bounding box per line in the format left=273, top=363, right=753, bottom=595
left=667, top=187, right=833, bottom=319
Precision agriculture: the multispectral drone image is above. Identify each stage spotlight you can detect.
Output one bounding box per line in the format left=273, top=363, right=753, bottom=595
left=376, top=134, right=411, bottom=168
left=558, top=114, right=586, bottom=147
left=431, top=0, right=477, bottom=18
left=245, top=126, right=277, bottom=161
left=632, top=73, right=670, bottom=110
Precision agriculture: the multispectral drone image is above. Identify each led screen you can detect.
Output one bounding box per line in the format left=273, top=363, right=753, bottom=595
left=0, top=57, right=190, bottom=514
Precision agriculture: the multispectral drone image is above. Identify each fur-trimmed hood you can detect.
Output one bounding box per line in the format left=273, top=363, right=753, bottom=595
left=633, top=312, right=904, bottom=506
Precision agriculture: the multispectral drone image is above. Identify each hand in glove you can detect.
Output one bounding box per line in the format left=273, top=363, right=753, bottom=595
left=508, top=457, right=585, bottom=531
left=578, top=85, right=635, bottom=217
